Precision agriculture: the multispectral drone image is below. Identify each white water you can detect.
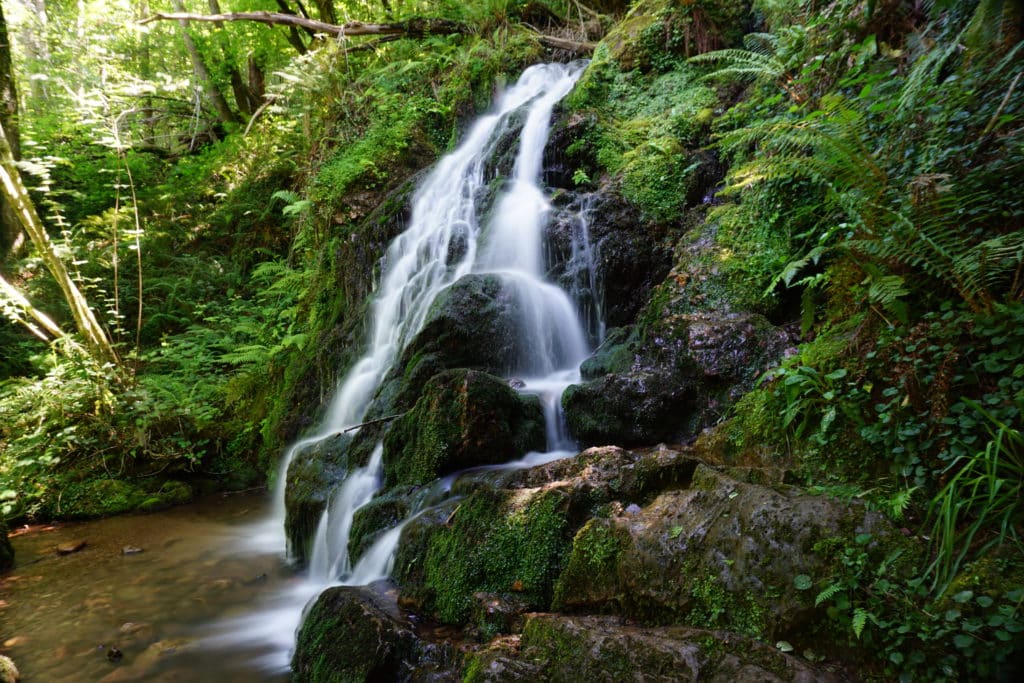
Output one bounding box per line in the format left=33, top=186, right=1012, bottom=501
left=217, top=61, right=599, bottom=674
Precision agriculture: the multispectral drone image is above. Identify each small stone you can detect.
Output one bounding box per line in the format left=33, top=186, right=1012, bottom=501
left=56, top=540, right=87, bottom=555
left=121, top=546, right=144, bottom=555
left=106, top=647, right=123, bottom=662
left=0, top=654, right=19, bottom=683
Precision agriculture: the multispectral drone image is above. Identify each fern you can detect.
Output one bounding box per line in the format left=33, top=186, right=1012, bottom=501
left=852, top=607, right=871, bottom=638
left=815, top=582, right=844, bottom=606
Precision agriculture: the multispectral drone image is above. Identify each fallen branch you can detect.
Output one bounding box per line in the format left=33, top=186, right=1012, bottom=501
left=342, top=412, right=407, bottom=433
left=139, top=11, right=469, bottom=39
left=139, top=11, right=596, bottom=53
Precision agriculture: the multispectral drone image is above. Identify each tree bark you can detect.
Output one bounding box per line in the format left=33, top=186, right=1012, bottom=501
left=0, top=2, right=22, bottom=258
left=275, top=0, right=312, bottom=53
left=206, top=0, right=256, bottom=115
left=169, top=0, right=240, bottom=126
left=0, top=121, right=119, bottom=365
left=0, top=270, right=64, bottom=342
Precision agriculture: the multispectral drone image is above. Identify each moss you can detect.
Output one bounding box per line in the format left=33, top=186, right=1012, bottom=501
left=348, top=493, right=410, bottom=565
left=414, top=487, right=572, bottom=624
left=687, top=572, right=771, bottom=638
left=383, top=369, right=545, bottom=487
left=56, top=478, right=148, bottom=519
left=552, top=519, right=627, bottom=612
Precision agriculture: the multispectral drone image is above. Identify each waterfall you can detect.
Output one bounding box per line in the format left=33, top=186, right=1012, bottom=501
left=222, top=61, right=598, bottom=673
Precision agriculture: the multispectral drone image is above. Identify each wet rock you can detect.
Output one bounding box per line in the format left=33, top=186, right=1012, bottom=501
left=394, top=487, right=571, bottom=624
left=0, top=655, right=18, bottom=683
left=553, top=465, right=915, bottom=650
left=471, top=592, right=531, bottom=639
left=462, top=637, right=542, bottom=682
left=565, top=312, right=789, bottom=447
left=0, top=520, right=13, bottom=572
left=292, top=585, right=418, bottom=683
left=284, top=433, right=353, bottom=565
left=383, top=369, right=546, bottom=487
left=545, top=189, right=673, bottom=330
left=56, top=540, right=87, bottom=556
left=488, top=614, right=838, bottom=682
left=348, top=493, right=411, bottom=566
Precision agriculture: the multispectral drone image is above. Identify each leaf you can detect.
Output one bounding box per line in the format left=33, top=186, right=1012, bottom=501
left=775, top=640, right=794, bottom=652
left=953, top=590, right=974, bottom=604
left=815, top=583, right=843, bottom=606
left=794, top=574, right=813, bottom=590
left=953, top=633, right=974, bottom=649
left=668, top=525, right=683, bottom=539
left=853, top=607, right=869, bottom=638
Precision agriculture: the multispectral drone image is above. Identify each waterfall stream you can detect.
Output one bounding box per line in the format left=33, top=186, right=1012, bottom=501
left=223, top=61, right=599, bottom=673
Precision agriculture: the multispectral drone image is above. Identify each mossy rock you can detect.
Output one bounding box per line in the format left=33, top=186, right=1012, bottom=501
left=292, top=585, right=417, bottom=683
left=383, top=369, right=545, bottom=487
left=496, top=614, right=838, bottom=682
left=347, top=492, right=410, bottom=566
left=284, top=433, right=353, bottom=564
left=552, top=464, right=917, bottom=649
left=564, top=312, right=789, bottom=447
left=395, top=486, right=572, bottom=624
left=1, top=519, right=13, bottom=572
left=56, top=478, right=149, bottom=519
left=136, top=480, right=194, bottom=513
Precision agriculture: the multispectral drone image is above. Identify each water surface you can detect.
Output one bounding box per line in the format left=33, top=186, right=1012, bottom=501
left=0, top=492, right=294, bottom=682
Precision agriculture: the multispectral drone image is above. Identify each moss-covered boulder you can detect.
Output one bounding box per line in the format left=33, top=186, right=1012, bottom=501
left=292, top=584, right=417, bottom=683
left=464, top=613, right=837, bottom=682
left=383, top=369, right=545, bottom=487
left=0, top=519, right=13, bottom=572
left=394, top=486, right=572, bottom=624
left=347, top=492, right=410, bottom=566
left=552, top=465, right=915, bottom=648
left=284, top=433, right=352, bottom=564
left=564, top=312, right=789, bottom=447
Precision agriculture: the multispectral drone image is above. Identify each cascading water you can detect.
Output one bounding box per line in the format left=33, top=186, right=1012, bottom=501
left=216, top=61, right=601, bottom=674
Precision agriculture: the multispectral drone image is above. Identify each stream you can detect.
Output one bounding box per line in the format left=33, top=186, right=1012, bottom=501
left=0, top=491, right=293, bottom=682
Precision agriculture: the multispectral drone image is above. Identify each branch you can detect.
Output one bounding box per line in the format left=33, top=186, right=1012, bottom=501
left=537, top=34, right=597, bottom=53
left=139, top=12, right=468, bottom=39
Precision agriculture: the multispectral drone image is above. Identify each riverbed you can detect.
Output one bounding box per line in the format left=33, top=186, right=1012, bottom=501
left=0, top=491, right=298, bottom=682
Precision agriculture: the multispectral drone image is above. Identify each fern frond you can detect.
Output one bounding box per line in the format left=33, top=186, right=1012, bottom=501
left=743, top=32, right=779, bottom=57
left=852, top=607, right=870, bottom=638
left=815, top=583, right=844, bottom=606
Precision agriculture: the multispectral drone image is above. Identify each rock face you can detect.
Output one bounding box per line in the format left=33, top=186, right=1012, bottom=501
left=564, top=312, right=790, bottom=447
left=382, top=369, right=546, bottom=487
left=284, top=433, right=353, bottom=564
left=465, top=614, right=838, bottom=682
left=292, top=584, right=419, bottom=683
left=0, top=519, right=13, bottom=572
left=553, top=464, right=913, bottom=646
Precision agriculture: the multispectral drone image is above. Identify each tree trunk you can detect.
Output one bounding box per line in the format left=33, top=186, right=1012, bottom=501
left=170, top=0, right=240, bottom=126
left=207, top=0, right=256, bottom=115
left=0, top=2, right=22, bottom=258
left=312, top=0, right=337, bottom=25
left=0, top=270, right=64, bottom=342
left=0, top=121, right=119, bottom=366
left=275, top=0, right=310, bottom=54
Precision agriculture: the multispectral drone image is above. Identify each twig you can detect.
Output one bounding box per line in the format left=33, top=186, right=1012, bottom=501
left=342, top=412, right=407, bottom=432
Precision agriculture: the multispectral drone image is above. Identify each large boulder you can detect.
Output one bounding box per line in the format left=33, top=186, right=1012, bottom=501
left=465, top=614, right=837, bottom=682
left=564, top=312, right=789, bottom=447
left=383, top=369, right=546, bottom=487
left=552, top=465, right=915, bottom=648
left=284, top=433, right=352, bottom=564
left=292, top=584, right=418, bottom=683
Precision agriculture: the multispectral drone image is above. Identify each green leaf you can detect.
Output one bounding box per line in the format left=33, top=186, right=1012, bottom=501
left=953, top=634, right=974, bottom=649
left=953, top=590, right=974, bottom=604
left=668, top=525, right=683, bottom=539
left=794, top=574, right=813, bottom=590
left=853, top=608, right=869, bottom=638
left=775, top=640, right=794, bottom=652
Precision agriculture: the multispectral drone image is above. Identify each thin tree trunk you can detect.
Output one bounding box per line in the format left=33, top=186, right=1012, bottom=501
left=0, top=121, right=119, bottom=366
left=275, top=0, right=310, bottom=54
left=0, top=271, right=64, bottom=342
left=207, top=0, right=255, bottom=115
left=0, top=2, right=22, bottom=258
left=170, top=0, right=240, bottom=126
